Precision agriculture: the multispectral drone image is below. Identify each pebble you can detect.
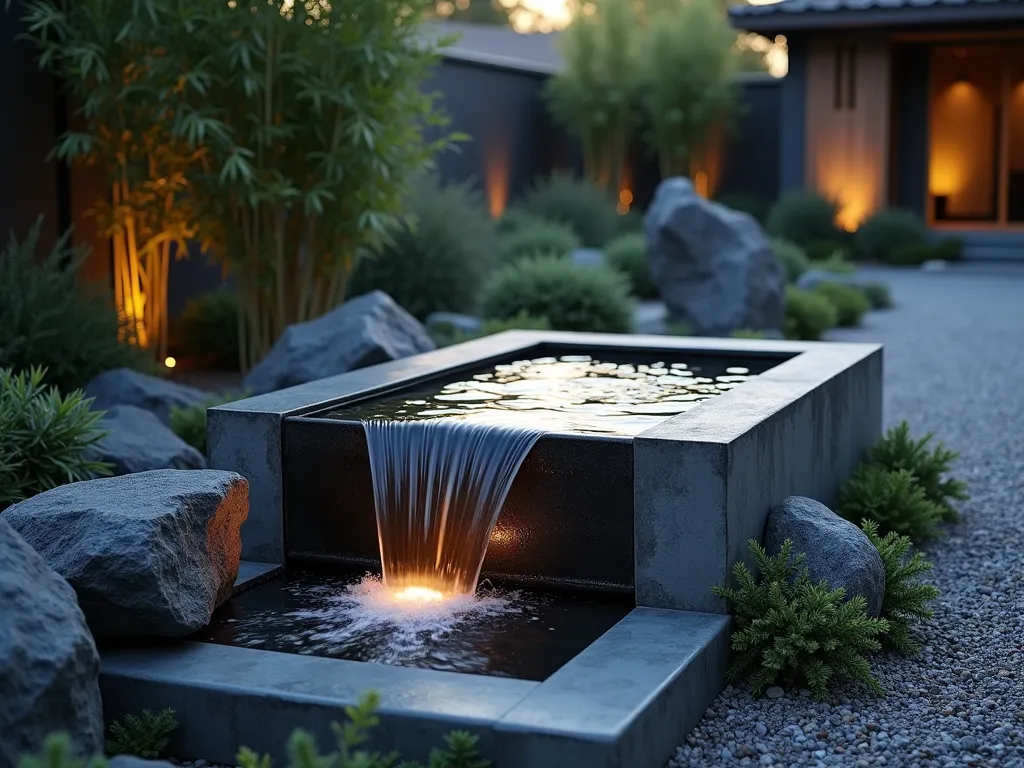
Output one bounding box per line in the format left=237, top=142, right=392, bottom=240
left=669, top=269, right=1024, bottom=767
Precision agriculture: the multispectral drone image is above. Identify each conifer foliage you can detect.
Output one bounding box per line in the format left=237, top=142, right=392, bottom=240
left=862, top=520, right=940, bottom=655
left=838, top=466, right=946, bottom=541
left=712, top=541, right=889, bottom=700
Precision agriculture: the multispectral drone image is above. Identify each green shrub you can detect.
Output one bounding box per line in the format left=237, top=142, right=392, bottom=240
left=712, top=540, right=888, bottom=700
left=498, top=220, right=579, bottom=264
left=496, top=207, right=549, bottom=237
left=804, top=241, right=852, bottom=262
left=170, top=391, right=247, bottom=456
left=861, top=520, right=940, bottom=656
left=615, top=208, right=645, bottom=236
left=784, top=286, right=838, bottom=341
left=428, top=313, right=552, bottom=348
left=935, top=237, right=964, bottom=261
left=863, top=282, right=893, bottom=310
left=178, top=291, right=239, bottom=371
left=889, top=244, right=936, bottom=266
left=107, top=709, right=177, bottom=759
left=481, top=256, right=633, bottom=334
left=237, top=692, right=490, bottom=768
left=666, top=320, right=694, bottom=337
left=867, top=421, right=967, bottom=522
left=0, top=367, right=111, bottom=510
left=604, top=233, right=657, bottom=299
left=518, top=173, right=618, bottom=247
left=813, top=282, right=870, bottom=327
left=838, top=465, right=944, bottom=541
left=18, top=734, right=106, bottom=768
left=855, top=209, right=928, bottom=263
left=808, top=255, right=856, bottom=275
left=349, top=176, right=497, bottom=320
left=716, top=193, right=771, bottom=223
left=0, top=219, right=146, bottom=393
left=766, top=192, right=842, bottom=248
left=772, top=238, right=810, bottom=282
left=732, top=329, right=766, bottom=339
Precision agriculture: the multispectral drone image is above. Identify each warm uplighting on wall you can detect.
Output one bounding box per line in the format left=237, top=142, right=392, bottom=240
left=617, top=188, right=633, bottom=215
left=929, top=80, right=988, bottom=214
left=815, top=165, right=876, bottom=232
left=693, top=172, right=709, bottom=199
left=484, top=139, right=510, bottom=219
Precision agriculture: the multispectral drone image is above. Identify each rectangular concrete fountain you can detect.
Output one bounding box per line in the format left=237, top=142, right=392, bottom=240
left=99, top=331, right=882, bottom=768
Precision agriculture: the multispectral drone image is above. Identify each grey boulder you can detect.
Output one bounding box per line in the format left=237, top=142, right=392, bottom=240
left=4, top=470, right=249, bottom=638
left=764, top=496, right=885, bottom=617
left=93, top=405, right=206, bottom=474
left=645, top=177, right=785, bottom=336
left=85, top=368, right=207, bottom=426
left=243, top=290, right=436, bottom=395
left=0, top=518, right=103, bottom=764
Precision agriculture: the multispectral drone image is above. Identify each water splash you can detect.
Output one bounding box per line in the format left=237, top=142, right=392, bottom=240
left=363, top=418, right=543, bottom=596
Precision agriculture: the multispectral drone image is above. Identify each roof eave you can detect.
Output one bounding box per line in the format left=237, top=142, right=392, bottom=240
left=728, top=2, right=1024, bottom=35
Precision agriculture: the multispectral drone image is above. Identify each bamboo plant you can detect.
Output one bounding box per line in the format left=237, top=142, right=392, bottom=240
left=637, top=0, right=740, bottom=184
left=15, top=0, right=206, bottom=363
left=545, top=0, right=639, bottom=194
left=168, top=0, right=455, bottom=372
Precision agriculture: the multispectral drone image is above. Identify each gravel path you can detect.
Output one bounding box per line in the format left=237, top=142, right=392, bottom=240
left=672, top=264, right=1024, bottom=768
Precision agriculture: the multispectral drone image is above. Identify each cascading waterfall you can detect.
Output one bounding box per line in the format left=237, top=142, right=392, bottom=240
left=363, top=418, right=543, bottom=596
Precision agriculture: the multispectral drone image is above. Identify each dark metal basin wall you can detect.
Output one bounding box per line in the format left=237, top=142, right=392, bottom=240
left=282, top=417, right=635, bottom=593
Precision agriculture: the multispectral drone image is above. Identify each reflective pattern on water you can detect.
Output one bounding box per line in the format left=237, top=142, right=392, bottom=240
left=192, top=572, right=632, bottom=681
left=329, top=355, right=765, bottom=436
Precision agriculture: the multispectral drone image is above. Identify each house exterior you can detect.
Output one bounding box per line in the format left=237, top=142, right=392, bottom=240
left=730, top=0, right=1024, bottom=259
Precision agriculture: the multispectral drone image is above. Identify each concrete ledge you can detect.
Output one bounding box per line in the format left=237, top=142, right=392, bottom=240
left=100, top=608, right=729, bottom=768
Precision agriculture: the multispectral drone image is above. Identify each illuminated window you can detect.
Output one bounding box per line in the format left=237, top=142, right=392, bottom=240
left=929, top=44, right=1024, bottom=225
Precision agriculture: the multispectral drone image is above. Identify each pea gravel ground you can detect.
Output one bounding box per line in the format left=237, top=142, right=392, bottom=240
left=670, top=264, right=1024, bottom=768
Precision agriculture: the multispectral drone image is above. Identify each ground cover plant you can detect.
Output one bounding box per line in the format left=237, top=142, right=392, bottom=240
left=861, top=520, right=940, bottom=655
left=712, top=540, right=888, bottom=700
left=838, top=465, right=945, bottom=541
left=106, top=709, right=178, bottom=759
left=0, top=367, right=111, bottom=510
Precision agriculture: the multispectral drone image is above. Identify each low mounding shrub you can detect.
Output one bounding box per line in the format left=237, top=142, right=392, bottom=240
left=499, top=219, right=580, bottom=264
left=0, top=219, right=146, bottom=393
left=813, top=282, right=870, bottom=328
left=766, top=191, right=842, bottom=249
left=867, top=421, right=968, bottom=522
left=861, top=520, right=940, bottom=656
left=863, top=282, right=893, bottom=310
left=804, top=241, right=852, bottom=263
left=170, top=391, right=247, bottom=456
left=107, top=708, right=178, bottom=759
left=604, top=233, right=658, bottom=299
left=772, top=238, right=810, bottom=283
left=481, top=256, right=633, bottom=334
left=784, top=286, right=838, bottom=341
left=615, top=208, right=645, bottom=237
left=712, top=540, right=888, bottom=700
left=838, top=465, right=945, bottom=541
left=935, top=237, right=964, bottom=261
left=178, top=291, right=240, bottom=371
left=349, top=176, right=497, bottom=320
left=890, top=237, right=964, bottom=267
left=23, top=693, right=490, bottom=768
left=427, top=312, right=551, bottom=348
left=496, top=207, right=548, bottom=237
left=732, top=329, right=766, bottom=339
left=0, top=367, right=111, bottom=510
left=808, top=255, right=856, bottom=275
left=855, top=209, right=928, bottom=263
left=518, top=173, right=618, bottom=247
left=716, top=193, right=771, bottom=224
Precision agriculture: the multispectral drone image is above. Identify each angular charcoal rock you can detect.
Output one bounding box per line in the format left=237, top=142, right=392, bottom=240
left=4, top=470, right=248, bottom=638
left=645, top=177, right=786, bottom=336
left=93, top=405, right=206, bottom=474
left=85, top=368, right=207, bottom=426
left=243, top=290, right=436, bottom=395
left=764, top=496, right=885, bottom=617
left=0, top=517, right=103, bottom=764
